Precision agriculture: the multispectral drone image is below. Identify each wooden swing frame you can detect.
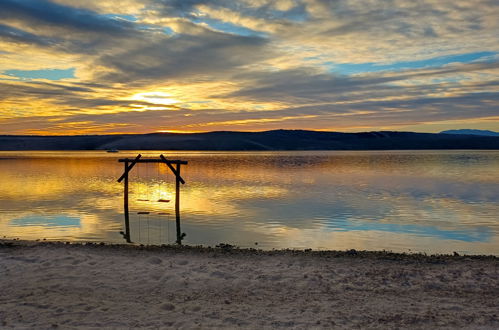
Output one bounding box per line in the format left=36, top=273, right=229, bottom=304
left=117, top=154, right=188, bottom=244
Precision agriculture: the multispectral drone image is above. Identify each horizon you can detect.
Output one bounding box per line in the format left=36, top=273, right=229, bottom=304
left=1, top=0, right=499, bottom=135
left=1, top=128, right=498, bottom=138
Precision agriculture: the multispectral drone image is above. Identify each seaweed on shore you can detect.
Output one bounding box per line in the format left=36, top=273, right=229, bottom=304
left=1, top=239, right=497, bottom=263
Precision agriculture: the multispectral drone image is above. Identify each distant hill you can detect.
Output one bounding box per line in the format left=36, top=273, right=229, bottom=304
left=1, top=130, right=499, bottom=150
left=440, top=129, right=499, bottom=137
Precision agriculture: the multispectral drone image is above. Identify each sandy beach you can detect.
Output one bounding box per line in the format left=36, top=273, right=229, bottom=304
left=1, top=240, right=498, bottom=329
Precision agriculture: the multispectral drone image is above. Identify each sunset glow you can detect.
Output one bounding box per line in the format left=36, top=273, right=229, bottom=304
left=1, top=0, right=498, bottom=134
left=131, top=92, right=179, bottom=107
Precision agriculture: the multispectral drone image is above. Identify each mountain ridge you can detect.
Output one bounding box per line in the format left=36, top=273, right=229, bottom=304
left=1, top=130, right=499, bottom=150
left=440, top=129, right=499, bottom=137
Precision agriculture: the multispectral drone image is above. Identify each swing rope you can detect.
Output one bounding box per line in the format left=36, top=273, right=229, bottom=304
left=157, top=163, right=162, bottom=244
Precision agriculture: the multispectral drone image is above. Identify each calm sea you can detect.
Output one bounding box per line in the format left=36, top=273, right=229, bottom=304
left=0, top=150, right=498, bottom=255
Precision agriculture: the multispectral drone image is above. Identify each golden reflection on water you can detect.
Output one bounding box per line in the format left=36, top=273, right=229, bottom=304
left=0, top=150, right=498, bottom=254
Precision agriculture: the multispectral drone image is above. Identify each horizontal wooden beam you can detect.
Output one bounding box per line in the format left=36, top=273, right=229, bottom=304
left=118, top=158, right=188, bottom=165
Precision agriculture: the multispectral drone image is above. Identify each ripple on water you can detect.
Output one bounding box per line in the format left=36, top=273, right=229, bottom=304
left=0, top=150, right=498, bottom=254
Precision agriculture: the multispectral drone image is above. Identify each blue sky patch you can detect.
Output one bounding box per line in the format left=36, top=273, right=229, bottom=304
left=4, top=68, right=75, bottom=80
left=163, top=26, right=174, bottom=35
left=193, top=17, right=266, bottom=37
left=269, top=7, right=308, bottom=22
left=329, top=51, right=497, bottom=75
left=106, top=14, right=138, bottom=22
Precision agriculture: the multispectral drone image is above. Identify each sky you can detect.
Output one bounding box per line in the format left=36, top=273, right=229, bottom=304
left=0, top=0, right=498, bottom=135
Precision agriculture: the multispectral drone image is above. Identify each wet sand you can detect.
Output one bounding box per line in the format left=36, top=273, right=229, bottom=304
left=1, top=240, right=498, bottom=329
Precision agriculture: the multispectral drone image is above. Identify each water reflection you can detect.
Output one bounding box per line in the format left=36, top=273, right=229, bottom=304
left=11, top=215, right=80, bottom=227
left=120, top=213, right=176, bottom=245
left=0, top=150, right=498, bottom=254
left=120, top=179, right=180, bottom=245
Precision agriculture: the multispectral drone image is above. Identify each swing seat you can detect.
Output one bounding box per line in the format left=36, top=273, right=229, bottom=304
left=158, top=212, right=169, bottom=215
left=157, top=199, right=170, bottom=203
left=137, top=211, right=150, bottom=214
left=137, top=199, right=150, bottom=201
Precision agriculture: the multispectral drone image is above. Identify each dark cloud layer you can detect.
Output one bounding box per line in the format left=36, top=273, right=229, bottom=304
left=0, top=23, right=57, bottom=46
left=0, top=0, right=146, bottom=56
left=97, top=29, right=270, bottom=83
left=0, top=0, right=136, bottom=35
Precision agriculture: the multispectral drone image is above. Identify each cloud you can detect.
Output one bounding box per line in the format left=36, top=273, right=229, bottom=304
left=0, top=0, right=148, bottom=59
left=0, top=0, right=137, bottom=36
left=0, top=0, right=498, bottom=134
left=0, top=23, right=57, bottom=46
left=221, top=64, right=499, bottom=115
left=95, top=25, right=271, bottom=83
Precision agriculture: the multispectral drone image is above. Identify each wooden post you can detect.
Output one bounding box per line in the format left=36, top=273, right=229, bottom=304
left=123, top=160, right=131, bottom=243
left=175, top=163, right=182, bottom=244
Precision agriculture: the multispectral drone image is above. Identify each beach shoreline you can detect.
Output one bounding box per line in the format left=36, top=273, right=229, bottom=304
left=1, top=240, right=498, bottom=329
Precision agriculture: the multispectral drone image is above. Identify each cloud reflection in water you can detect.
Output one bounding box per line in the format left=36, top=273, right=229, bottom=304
left=0, top=150, right=498, bottom=254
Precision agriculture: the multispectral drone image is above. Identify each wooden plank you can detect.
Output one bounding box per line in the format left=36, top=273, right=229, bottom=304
left=118, top=158, right=187, bottom=165
left=160, top=154, right=186, bottom=184
left=117, top=154, right=142, bottom=183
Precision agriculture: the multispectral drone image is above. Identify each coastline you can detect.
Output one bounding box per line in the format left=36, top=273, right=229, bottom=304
left=1, top=240, right=498, bottom=329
